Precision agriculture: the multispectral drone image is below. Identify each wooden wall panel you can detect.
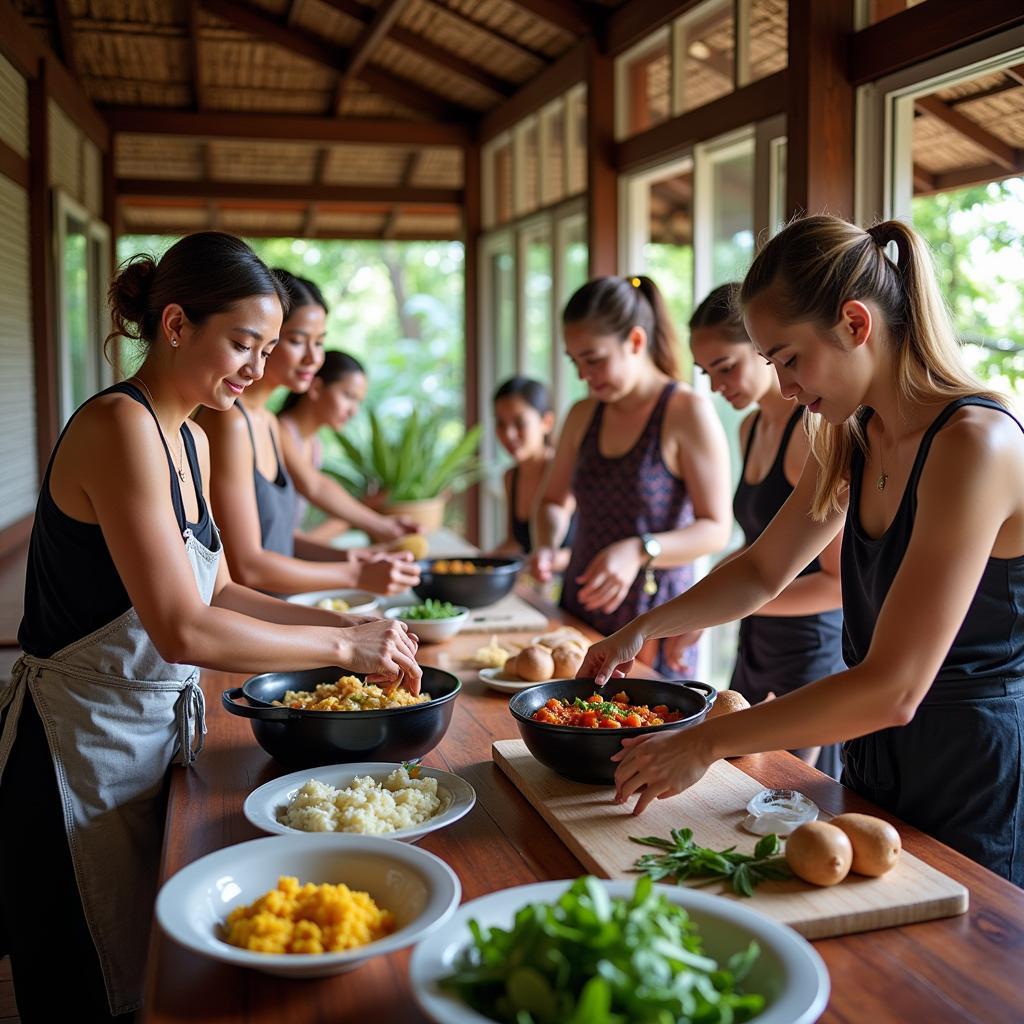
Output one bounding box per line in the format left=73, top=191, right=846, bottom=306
left=0, top=54, right=29, bottom=159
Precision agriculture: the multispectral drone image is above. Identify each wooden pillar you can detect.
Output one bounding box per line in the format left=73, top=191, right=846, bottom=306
left=586, top=39, right=617, bottom=278
left=28, top=58, right=58, bottom=474
left=462, top=141, right=481, bottom=545
left=785, top=0, right=856, bottom=219
left=103, top=141, right=121, bottom=378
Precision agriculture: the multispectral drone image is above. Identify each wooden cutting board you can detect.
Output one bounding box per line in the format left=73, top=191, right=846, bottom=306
left=463, top=593, right=550, bottom=633
left=493, top=739, right=969, bottom=939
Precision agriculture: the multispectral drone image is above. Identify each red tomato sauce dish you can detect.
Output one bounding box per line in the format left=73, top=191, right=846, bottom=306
left=530, top=692, right=683, bottom=729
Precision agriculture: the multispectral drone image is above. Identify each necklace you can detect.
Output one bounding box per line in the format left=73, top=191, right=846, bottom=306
left=128, top=376, right=187, bottom=483
left=876, top=444, right=888, bottom=491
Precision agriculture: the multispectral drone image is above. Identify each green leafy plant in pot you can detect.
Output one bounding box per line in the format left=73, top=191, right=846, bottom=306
left=327, top=407, right=484, bottom=532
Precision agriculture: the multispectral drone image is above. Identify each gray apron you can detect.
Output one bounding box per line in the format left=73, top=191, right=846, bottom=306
left=0, top=525, right=220, bottom=1015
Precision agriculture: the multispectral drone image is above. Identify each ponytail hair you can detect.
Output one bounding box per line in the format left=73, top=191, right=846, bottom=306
left=105, top=232, right=288, bottom=360
left=563, top=275, right=681, bottom=379
left=689, top=282, right=747, bottom=343
left=279, top=349, right=365, bottom=414
left=740, top=214, right=1002, bottom=521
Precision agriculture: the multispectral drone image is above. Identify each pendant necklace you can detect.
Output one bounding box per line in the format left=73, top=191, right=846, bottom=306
left=876, top=444, right=888, bottom=491
left=128, top=376, right=187, bottom=483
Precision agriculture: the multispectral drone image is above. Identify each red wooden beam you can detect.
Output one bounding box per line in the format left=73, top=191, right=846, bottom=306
left=117, top=178, right=463, bottom=205
left=0, top=139, right=29, bottom=189
left=586, top=40, right=616, bottom=277
left=462, top=140, right=481, bottom=544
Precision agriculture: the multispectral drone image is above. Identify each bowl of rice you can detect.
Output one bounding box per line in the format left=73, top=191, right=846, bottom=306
left=285, top=589, right=380, bottom=615
left=156, top=833, right=461, bottom=979
left=222, top=667, right=461, bottom=769
left=243, top=763, right=477, bottom=842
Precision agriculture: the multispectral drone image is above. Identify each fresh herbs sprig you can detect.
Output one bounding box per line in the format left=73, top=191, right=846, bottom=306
left=631, top=828, right=793, bottom=897
left=402, top=599, right=462, bottom=621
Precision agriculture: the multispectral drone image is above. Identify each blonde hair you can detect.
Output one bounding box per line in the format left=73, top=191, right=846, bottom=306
left=740, top=215, right=1003, bottom=520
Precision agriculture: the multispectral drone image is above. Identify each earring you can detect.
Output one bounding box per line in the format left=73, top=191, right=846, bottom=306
left=170, top=337, right=178, bottom=348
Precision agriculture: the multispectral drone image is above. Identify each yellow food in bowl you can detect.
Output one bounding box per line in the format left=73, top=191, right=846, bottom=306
left=315, top=597, right=350, bottom=613
left=474, top=634, right=511, bottom=669
left=432, top=559, right=491, bottom=575
left=275, top=675, right=430, bottom=712
left=223, top=876, right=395, bottom=954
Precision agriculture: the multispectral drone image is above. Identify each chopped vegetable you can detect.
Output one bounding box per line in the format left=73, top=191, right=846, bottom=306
left=631, top=829, right=793, bottom=898
left=401, top=599, right=463, bottom=621
left=440, top=875, right=765, bottom=1023
left=532, top=692, right=682, bottom=729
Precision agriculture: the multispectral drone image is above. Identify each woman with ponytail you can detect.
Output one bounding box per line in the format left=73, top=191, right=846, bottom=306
left=197, top=270, right=420, bottom=597
left=582, top=216, right=1024, bottom=885
left=0, top=233, right=421, bottom=1021
left=531, top=275, right=732, bottom=672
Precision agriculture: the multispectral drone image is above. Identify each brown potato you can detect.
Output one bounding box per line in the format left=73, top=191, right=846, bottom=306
left=830, top=813, right=902, bottom=877
left=516, top=645, right=555, bottom=682
left=502, top=653, right=521, bottom=679
left=706, top=690, right=751, bottom=719
left=552, top=645, right=585, bottom=679
left=785, top=821, right=853, bottom=886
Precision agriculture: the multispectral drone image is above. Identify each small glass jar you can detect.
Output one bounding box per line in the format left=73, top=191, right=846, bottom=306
left=742, top=788, right=819, bottom=836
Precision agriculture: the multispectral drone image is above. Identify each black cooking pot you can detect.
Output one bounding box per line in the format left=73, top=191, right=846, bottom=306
left=413, top=557, right=522, bottom=609
left=222, top=666, right=461, bottom=769
left=508, top=677, right=716, bottom=785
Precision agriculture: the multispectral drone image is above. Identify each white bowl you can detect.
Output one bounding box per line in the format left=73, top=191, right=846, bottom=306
left=477, top=668, right=570, bottom=694
left=156, top=834, right=461, bottom=979
left=286, top=589, right=380, bottom=615
left=410, top=879, right=829, bottom=1024
left=384, top=605, right=470, bottom=643
left=243, top=762, right=477, bottom=843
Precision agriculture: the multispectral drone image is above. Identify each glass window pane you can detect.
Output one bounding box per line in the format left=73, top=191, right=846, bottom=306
left=710, top=147, right=755, bottom=286
left=490, top=249, right=516, bottom=384
left=748, top=0, right=787, bottom=81
left=494, top=143, right=513, bottom=225
left=625, top=40, right=671, bottom=134
left=560, top=218, right=589, bottom=404
left=679, top=0, right=735, bottom=114
left=63, top=219, right=92, bottom=413
left=524, top=228, right=553, bottom=380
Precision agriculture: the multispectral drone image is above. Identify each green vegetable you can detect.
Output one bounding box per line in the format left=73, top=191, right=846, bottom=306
left=401, top=599, right=462, bottom=621
left=631, top=829, right=793, bottom=898
left=440, top=875, right=765, bottom=1023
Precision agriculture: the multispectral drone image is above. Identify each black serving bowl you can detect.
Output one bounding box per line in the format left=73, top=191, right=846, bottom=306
left=412, top=557, right=523, bottom=609
left=508, top=677, right=716, bottom=785
left=222, top=666, right=461, bottom=769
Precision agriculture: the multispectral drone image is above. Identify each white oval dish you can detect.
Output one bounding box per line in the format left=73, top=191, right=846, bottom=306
left=156, top=833, right=461, bottom=979
left=477, top=667, right=570, bottom=694
left=243, top=762, right=476, bottom=843
left=384, top=605, right=470, bottom=643
left=286, top=588, right=380, bottom=615
left=410, top=878, right=829, bottom=1024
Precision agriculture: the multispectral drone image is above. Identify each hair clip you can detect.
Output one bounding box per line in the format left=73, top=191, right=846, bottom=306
left=630, top=277, right=641, bottom=288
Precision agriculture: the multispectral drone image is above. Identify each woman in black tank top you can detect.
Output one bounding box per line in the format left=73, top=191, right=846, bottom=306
left=585, top=217, right=1024, bottom=885
left=681, top=284, right=844, bottom=777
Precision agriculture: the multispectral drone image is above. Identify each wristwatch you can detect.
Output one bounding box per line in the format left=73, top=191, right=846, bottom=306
left=639, top=533, right=661, bottom=595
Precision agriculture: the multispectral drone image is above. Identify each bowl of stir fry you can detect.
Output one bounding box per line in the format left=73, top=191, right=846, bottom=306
left=509, top=677, right=716, bottom=784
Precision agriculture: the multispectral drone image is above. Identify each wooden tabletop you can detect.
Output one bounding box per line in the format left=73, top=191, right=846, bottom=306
left=142, top=601, right=1024, bottom=1024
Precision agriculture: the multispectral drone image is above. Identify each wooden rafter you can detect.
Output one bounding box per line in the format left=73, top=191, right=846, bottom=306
left=287, top=0, right=306, bottom=26
left=199, top=0, right=472, bottom=120
left=915, top=94, right=1018, bottom=171
left=334, top=0, right=412, bottom=113
left=913, top=163, right=937, bottom=193
left=120, top=222, right=458, bottom=241
left=1005, top=64, right=1024, bottom=88
left=188, top=0, right=208, bottom=110
left=914, top=157, right=1024, bottom=196
left=382, top=151, right=421, bottom=239
left=117, top=178, right=462, bottom=205
left=52, top=0, right=77, bottom=77
left=303, top=202, right=319, bottom=236
left=417, top=0, right=550, bottom=65
left=511, top=0, right=592, bottom=37
left=318, top=0, right=515, bottom=97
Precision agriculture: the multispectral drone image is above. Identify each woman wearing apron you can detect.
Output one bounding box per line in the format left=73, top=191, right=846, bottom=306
left=679, top=284, right=844, bottom=777
left=530, top=275, right=732, bottom=674
left=0, top=232, right=422, bottom=1020
left=197, top=270, right=420, bottom=597
left=582, top=216, right=1024, bottom=885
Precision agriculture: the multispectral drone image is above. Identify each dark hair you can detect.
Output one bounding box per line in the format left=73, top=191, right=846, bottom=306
left=272, top=268, right=329, bottom=316
left=562, top=275, right=680, bottom=378
left=279, top=349, right=366, bottom=414
left=689, top=283, right=748, bottom=343
left=106, top=231, right=288, bottom=357
left=493, top=376, right=552, bottom=415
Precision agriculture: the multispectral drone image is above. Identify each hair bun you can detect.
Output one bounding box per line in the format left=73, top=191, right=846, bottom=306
left=108, top=254, right=158, bottom=339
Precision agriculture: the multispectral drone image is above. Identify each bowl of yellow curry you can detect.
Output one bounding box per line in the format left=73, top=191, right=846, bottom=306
left=156, top=833, right=461, bottom=978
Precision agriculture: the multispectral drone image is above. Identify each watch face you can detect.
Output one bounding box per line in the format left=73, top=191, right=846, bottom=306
left=642, top=534, right=662, bottom=559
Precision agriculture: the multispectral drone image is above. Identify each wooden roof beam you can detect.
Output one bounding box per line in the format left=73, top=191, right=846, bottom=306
left=511, top=0, right=593, bottom=38
left=103, top=109, right=470, bottom=145
left=334, top=0, right=412, bottom=113
left=188, top=0, right=208, bottom=110
left=415, top=0, right=549, bottom=65
left=1005, top=64, right=1024, bottom=87
left=120, top=223, right=459, bottom=241
left=52, top=0, right=78, bottom=77
left=914, top=157, right=1024, bottom=197
left=382, top=150, right=421, bottom=239
left=913, top=163, right=937, bottom=193
left=915, top=94, right=1018, bottom=171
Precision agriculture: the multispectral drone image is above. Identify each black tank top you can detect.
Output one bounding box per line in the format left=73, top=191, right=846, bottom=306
left=733, top=407, right=821, bottom=577
left=841, top=396, right=1024, bottom=687
left=509, top=464, right=576, bottom=553
left=18, top=382, right=215, bottom=657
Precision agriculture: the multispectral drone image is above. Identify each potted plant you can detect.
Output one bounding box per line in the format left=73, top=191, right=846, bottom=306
left=326, top=407, right=484, bottom=532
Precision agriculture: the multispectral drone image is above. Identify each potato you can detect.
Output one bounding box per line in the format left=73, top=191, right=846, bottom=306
left=785, top=821, right=853, bottom=886
left=830, top=813, right=902, bottom=877
left=516, top=645, right=555, bottom=682
left=706, top=690, right=750, bottom=719
left=552, top=644, right=585, bottom=679
left=502, top=653, right=521, bottom=678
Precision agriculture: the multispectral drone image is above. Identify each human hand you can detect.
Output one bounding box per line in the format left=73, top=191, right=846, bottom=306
left=368, top=516, right=407, bottom=543
left=337, top=618, right=423, bottom=694
left=356, top=552, right=421, bottom=594
left=529, top=546, right=556, bottom=583
left=395, top=515, right=422, bottom=535
left=611, top=726, right=714, bottom=815
left=575, top=538, right=644, bottom=613
left=577, top=623, right=647, bottom=686
left=663, top=630, right=703, bottom=673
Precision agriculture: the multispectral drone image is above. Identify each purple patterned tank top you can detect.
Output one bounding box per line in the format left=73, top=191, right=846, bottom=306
left=561, top=383, right=695, bottom=640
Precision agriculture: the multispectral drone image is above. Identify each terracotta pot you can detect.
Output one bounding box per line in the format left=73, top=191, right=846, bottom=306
left=382, top=495, right=447, bottom=532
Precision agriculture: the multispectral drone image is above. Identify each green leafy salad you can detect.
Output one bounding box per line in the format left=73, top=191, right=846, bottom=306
left=401, top=599, right=463, bottom=620
left=440, top=876, right=765, bottom=1024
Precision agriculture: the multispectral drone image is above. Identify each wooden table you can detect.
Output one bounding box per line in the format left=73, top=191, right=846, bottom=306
left=142, top=601, right=1024, bottom=1024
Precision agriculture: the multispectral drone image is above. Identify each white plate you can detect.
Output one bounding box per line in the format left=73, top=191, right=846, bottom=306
left=286, top=588, right=380, bottom=614
left=410, top=879, right=829, bottom=1024
left=243, top=763, right=476, bottom=843
left=477, top=668, right=570, bottom=694
left=157, top=834, right=461, bottom=979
